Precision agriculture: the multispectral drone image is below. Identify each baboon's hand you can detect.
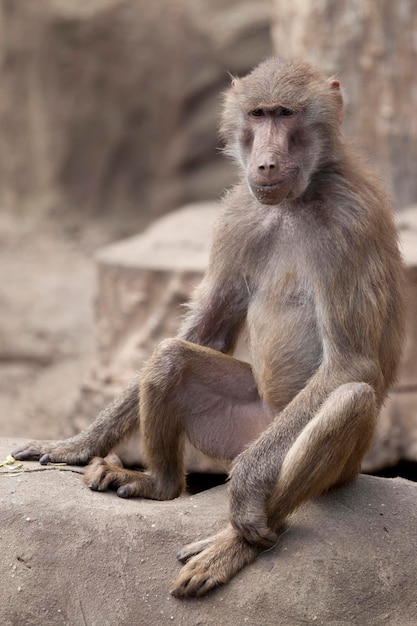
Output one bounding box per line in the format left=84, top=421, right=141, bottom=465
left=12, top=440, right=90, bottom=466
left=228, top=454, right=277, bottom=549
left=12, top=440, right=53, bottom=463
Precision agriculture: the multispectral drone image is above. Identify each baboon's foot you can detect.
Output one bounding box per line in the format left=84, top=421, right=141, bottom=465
left=12, top=440, right=91, bottom=466
left=171, top=527, right=260, bottom=598
left=84, top=457, right=182, bottom=500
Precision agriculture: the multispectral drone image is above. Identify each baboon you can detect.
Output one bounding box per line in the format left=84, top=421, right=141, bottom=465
left=13, top=57, right=405, bottom=598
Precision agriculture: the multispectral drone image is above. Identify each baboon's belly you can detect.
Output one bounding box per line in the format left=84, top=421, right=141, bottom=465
left=247, top=297, right=321, bottom=406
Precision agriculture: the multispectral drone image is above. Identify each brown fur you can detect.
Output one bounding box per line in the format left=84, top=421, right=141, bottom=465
left=13, top=57, right=405, bottom=598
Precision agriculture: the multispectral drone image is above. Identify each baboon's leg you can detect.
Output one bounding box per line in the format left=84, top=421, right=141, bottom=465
left=85, top=338, right=272, bottom=500
left=265, top=382, right=376, bottom=530
left=171, top=382, right=376, bottom=597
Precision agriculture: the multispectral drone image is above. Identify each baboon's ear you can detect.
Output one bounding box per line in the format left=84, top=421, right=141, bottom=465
left=228, top=73, right=239, bottom=88
left=329, top=78, right=344, bottom=124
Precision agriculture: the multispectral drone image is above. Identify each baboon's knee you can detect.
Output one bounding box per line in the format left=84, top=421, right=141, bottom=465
left=152, top=338, right=188, bottom=362
left=336, top=382, right=376, bottom=411
left=143, top=338, right=188, bottom=387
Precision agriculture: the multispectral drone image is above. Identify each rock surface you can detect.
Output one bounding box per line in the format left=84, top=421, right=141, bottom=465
left=363, top=206, right=417, bottom=471
left=1, top=438, right=417, bottom=626
left=0, top=0, right=272, bottom=226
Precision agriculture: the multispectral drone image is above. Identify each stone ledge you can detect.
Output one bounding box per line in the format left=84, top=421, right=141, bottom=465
left=1, top=438, right=417, bottom=626
left=96, top=203, right=217, bottom=272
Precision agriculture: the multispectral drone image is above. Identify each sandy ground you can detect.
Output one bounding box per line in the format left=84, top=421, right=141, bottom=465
left=0, top=210, right=138, bottom=440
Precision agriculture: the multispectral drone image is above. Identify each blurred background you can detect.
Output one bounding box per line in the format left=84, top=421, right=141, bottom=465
left=1, top=0, right=416, bottom=479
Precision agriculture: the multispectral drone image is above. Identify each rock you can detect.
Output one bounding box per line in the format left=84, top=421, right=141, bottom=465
left=363, top=206, right=417, bottom=472
left=271, top=0, right=417, bottom=208
left=1, top=438, right=417, bottom=626
left=0, top=0, right=272, bottom=228
left=94, top=202, right=217, bottom=373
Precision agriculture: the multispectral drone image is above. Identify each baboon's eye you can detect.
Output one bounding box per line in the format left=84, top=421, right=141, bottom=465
left=250, top=109, right=265, bottom=117
left=279, top=107, right=295, bottom=117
